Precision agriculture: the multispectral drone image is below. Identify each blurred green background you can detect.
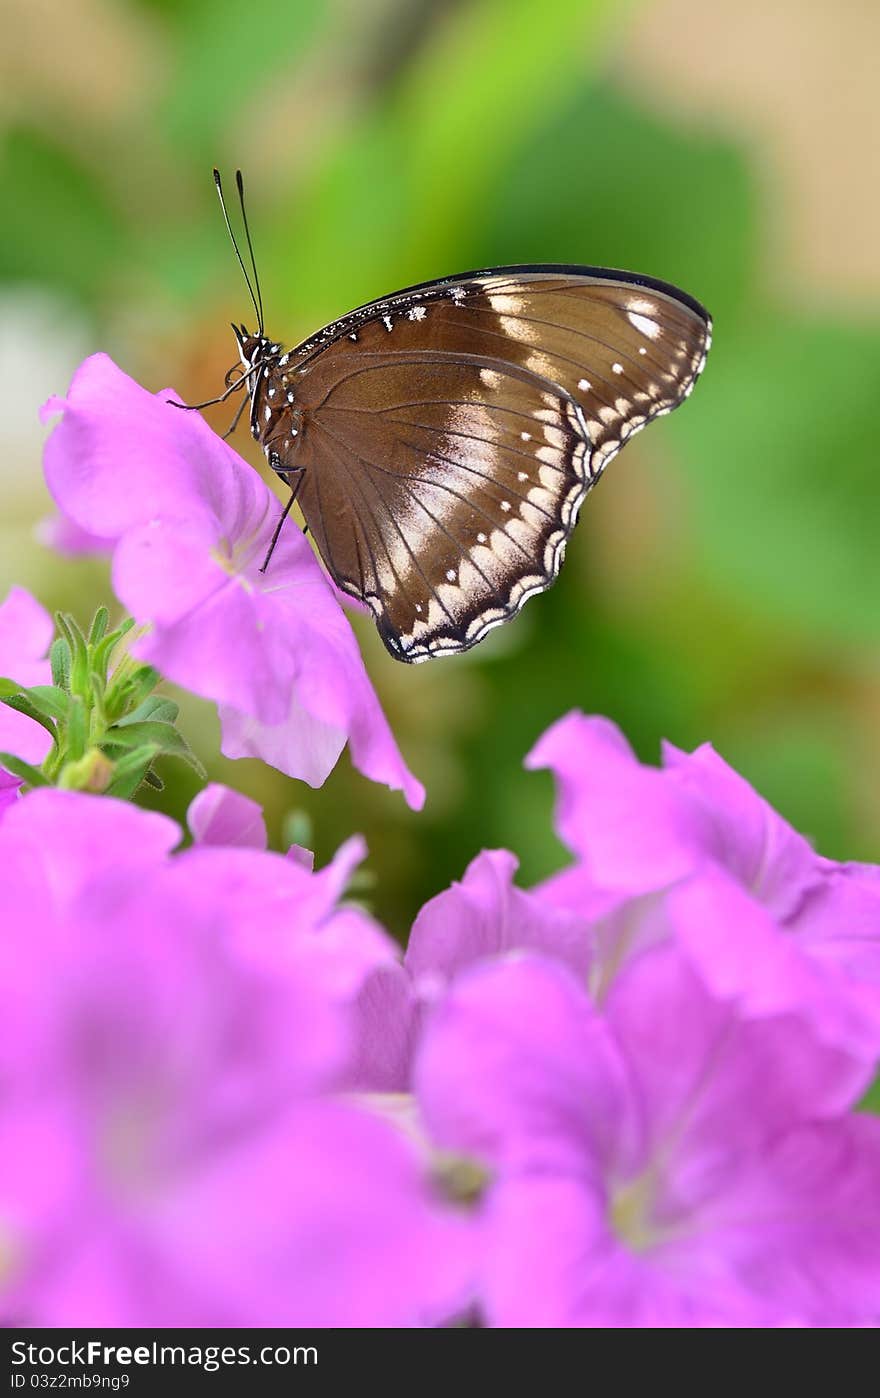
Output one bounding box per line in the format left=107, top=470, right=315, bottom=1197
left=2, top=0, right=879, bottom=939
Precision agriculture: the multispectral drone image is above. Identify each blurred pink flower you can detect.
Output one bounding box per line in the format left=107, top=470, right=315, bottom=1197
left=0, top=585, right=53, bottom=773
left=41, top=355, right=424, bottom=810
left=416, top=949, right=880, bottom=1327
left=0, top=775, right=22, bottom=814
left=36, top=512, right=114, bottom=558
left=408, top=849, right=594, bottom=989
left=0, top=789, right=473, bottom=1326
left=186, top=781, right=267, bottom=848
left=529, top=713, right=880, bottom=1061
left=344, top=849, right=596, bottom=1091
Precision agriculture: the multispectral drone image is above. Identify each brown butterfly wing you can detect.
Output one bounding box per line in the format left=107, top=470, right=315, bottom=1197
left=285, top=269, right=711, bottom=662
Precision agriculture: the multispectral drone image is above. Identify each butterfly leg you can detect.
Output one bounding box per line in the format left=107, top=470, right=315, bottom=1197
left=259, top=469, right=306, bottom=574
left=221, top=394, right=248, bottom=440
left=166, top=365, right=255, bottom=412
left=269, top=457, right=309, bottom=534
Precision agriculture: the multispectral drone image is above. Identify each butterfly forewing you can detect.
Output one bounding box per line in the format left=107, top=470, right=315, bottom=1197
left=256, top=267, right=711, bottom=662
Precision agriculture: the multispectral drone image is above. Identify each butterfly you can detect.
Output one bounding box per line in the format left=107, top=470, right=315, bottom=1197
left=198, top=171, right=711, bottom=664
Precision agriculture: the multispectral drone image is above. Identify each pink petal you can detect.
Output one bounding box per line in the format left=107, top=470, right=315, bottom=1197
left=407, top=849, right=592, bottom=991
left=667, top=869, right=880, bottom=1063
left=526, top=711, right=710, bottom=890
left=662, top=740, right=819, bottom=920
left=42, top=355, right=425, bottom=808
left=0, top=586, right=54, bottom=675
left=416, top=955, right=636, bottom=1175
left=186, top=783, right=267, bottom=848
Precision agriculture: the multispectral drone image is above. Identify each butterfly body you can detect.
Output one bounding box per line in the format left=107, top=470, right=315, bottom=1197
left=232, top=265, right=711, bottom=663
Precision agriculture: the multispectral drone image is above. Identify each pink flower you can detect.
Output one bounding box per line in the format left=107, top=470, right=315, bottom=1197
left=528, top=713, right=880, bottom=1061
left=416, top=949, right=880, bottom=1327
left=186, top=781, right=267, bottom=848
left=408, top=849, right=595, bottom=989
left=36, top=513, right=114, bottom=558
left=0, top=586, right=54, bottom=775
left=344, top=849, right=598, bottom=1091
left=0, top=789, right=474, bottom=1326
left=41, top=355, right=424, bottom=809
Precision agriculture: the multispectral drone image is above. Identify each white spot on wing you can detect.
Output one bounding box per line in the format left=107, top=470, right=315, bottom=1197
left=487, top=291, right=526, bottom=315
left=628, top=311, right=661, bottom=339
left=578, top=378, right=591, bottom=392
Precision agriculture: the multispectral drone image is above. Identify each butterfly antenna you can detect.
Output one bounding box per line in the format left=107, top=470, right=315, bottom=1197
left=235, top=169, right=264, bottom=336
left=213, top=168, right=262, bottom=334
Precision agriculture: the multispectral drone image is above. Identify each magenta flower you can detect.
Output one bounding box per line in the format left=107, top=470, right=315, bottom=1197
left=416, top=949, right=880, bottom=1327
left=186, top=781, right=267, bottom=848
left=345, top=849, right=598, bottom=1091
left=36, top=512, right=114, bottom=558
left=41, top=355, right=424, bottom=809
left=408, top=849, right=595, bottom=989
left=0, top=789, right=474, bottom=1326
left=0, top=778, right=21, bottom=814
left=529, top=713, right=880, bottom=1061
left=0, top=586, right=54, bottom=774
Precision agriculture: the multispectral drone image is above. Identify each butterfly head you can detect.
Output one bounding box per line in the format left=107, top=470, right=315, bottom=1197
left=232, top=324, right=279, bottom=373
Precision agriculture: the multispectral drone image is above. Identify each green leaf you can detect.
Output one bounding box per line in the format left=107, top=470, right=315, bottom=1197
left=88, top=606, right=110, bottom=646
left=104, top=664, right=160, bottom=723
left=56, top=613, right=89, bottom=696
left=0, top=693, right=57, bottom=745
left=104, top=743, right=160, bottom=800
left=91, top=617, right=135, bottom=681
left=120, top=696, right=180, bottom=726
left=0, top=677, right=25, bottom=697
left=121, top=665, right=161, bottom=711
left=103, top=720, right=206, bottom=778
left=23, top=685, right=70, bottom=722
left=50, top=637, right=72, bottom=692
left=0, top=752, right=49, bottom=787
left=102, top=719, right=180, bottom=750
left=66, top=695, right=88, bottom=763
